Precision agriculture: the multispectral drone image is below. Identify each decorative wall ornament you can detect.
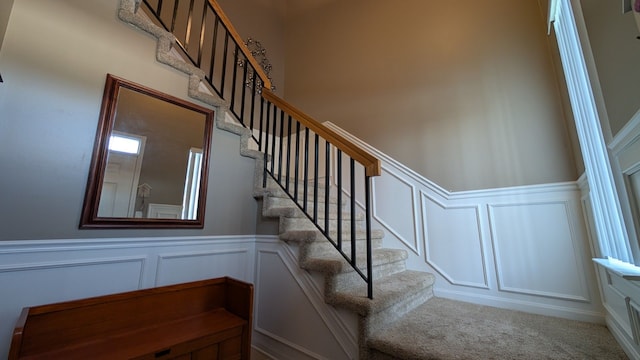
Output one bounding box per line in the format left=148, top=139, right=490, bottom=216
left=237, top=37, right=276, bottom=92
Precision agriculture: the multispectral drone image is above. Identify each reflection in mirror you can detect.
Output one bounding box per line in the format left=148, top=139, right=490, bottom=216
left=80, top=74, right=214, bottom=228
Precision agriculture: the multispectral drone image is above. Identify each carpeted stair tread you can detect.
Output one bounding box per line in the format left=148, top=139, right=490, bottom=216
left=367, top=297, right=628, bottom=360
left=329, top=270, right=435, bottom=316
left=301, top=248, right=407, bottom=274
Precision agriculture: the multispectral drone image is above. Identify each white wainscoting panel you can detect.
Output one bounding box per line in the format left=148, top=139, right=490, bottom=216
left=252, top=238, right=357, bottom=360
left=0, top=236, right=257, bottom=360
left=156, top=248, right=253, bottom=286
left=421, top=194, right=488, bottom=289
left=372, top=168, right=420, bottom=255
left=324, top=121, right=604, bottom=322
left=488, top=201, right=590, bottom=302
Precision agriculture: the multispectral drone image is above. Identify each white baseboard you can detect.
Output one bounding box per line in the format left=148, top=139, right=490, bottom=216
left=435, top=288, right=605, bottom=323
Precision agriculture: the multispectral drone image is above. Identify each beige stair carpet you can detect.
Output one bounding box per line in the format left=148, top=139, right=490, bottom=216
left=368, top=297, right=628, bottom=360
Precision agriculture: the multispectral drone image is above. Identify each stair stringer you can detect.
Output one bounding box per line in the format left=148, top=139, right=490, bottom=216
left=116, top=2, right=437, bottom=359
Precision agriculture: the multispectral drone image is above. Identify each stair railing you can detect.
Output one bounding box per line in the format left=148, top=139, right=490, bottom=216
left=140, top=0, right=381, bottom=298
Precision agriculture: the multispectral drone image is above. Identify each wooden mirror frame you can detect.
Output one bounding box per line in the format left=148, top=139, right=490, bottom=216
left=80, top=74, right=214, bottom=228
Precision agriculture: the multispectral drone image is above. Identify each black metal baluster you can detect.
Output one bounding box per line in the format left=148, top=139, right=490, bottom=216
left=313, top=134, right=319, bottom=223
left=294, top=122, right=301, bottom=204
left=220, top=32, right=229, bottom=98
left=209, top=15, right=219, bottom=87
left=156, top=0, right=164, bottom=21
left=230, top=44, right=240, bottom=118
left=146, top=1, right=165, bottom=29
left=249, top=70, right=257, bottom=135
left=170, top=0, right=179, bottom=33
left=263, top=102, right=272, bottom=187
left=365, top=175, right=373, bottom=299
left=258, top=97, right=265, bottom=151
left=303, top=127, right=309, bottom=213
left=286, top=115, right=292, bottom=193
left=270, top=106, right=277, bottom=175
left=184, top=0, right=195, bottom=52
left=324, top=141, right=330, bottom=234
left=278, top=110, right=284, bottom=184
left=337, top=150, right=343, bottom=251
left=350, top=158, right=356, bottom=265
left=239, top=55, right=248, bottom=127
left=196, top=0, right=207, bottom=68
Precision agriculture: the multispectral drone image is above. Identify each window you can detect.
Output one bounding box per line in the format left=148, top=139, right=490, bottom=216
left=549, top=0, right=635, bottom=264
left=108, top=134, right=141, bottom=155
left=182, top=148, right=203, bottom=220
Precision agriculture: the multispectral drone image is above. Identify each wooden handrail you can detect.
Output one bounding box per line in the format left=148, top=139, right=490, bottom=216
left=262, top=89, right=381, bottom=177
left=208, top=0, right=272, bottom=90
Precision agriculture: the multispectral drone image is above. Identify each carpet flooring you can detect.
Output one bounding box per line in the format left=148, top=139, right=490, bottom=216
left=368, top=297, right=629, bottom=360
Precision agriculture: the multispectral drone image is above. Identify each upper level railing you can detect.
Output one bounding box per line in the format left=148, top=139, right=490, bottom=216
left=140, top=0, right=381, bottom=298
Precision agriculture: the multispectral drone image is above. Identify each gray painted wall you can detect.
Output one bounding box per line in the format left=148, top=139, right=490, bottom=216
left=0, top=0, right=276, bottom=240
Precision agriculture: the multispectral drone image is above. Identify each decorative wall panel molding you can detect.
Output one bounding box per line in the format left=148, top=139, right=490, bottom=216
left=421, top=193, right=488, bottom=289
left=372, top=167, right=420, bottom=255
left=488, top=201, right=591, bottom=302
left=252, top=240, right=357, bottom=360
left=156, top=248, right=253, bottom=286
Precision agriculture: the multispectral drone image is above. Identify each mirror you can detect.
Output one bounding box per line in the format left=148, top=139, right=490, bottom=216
left=80, top=74, right=214, bottom=228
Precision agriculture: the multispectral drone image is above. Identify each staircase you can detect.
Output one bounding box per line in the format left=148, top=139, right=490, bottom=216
left=259, top=181, right=435, bottom=359
left=118, top=0, right=437, bottom=358
left=224, top=118, right=436, bottom=360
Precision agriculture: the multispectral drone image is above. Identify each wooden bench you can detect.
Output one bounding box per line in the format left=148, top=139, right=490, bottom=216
left=9, top=277, right=253, bottom=360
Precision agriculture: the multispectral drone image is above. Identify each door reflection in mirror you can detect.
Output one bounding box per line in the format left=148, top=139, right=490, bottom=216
left=98, top=131, right=146, bottom=218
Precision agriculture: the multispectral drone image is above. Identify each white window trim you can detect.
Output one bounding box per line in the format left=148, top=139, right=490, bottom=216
left=549, top=0, right=635, bottom=264
left=181, top=147, right=203, bottom=220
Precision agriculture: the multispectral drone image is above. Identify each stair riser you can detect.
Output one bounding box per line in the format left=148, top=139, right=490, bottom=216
left=265, top=196, right=347, bottom=214
left=364, top=286, right=434, bottom=336
left=280, top=217, right=366, bottom=233
left=331, top=260, right=407, bottom=294
left=267, top=190, right=333, bottom=204
left=267, top=184, right=334, bottom=199
left=304, top=238, right=384, bottom=258
left=264, top=180, right=360, bottom=211
left=265, top=178, right=334, bottom=198
left=284, top=198, right=348, bottom=213
left=279, top=229, right=385, bottom=245
left=266, top=176, right=333, bottom=192
left=263, top=197, right=364, bottom=220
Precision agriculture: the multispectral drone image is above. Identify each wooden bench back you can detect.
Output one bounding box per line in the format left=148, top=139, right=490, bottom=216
left=10, top=277, right=252, bottom=359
